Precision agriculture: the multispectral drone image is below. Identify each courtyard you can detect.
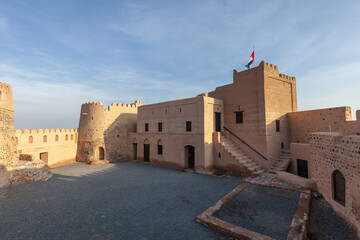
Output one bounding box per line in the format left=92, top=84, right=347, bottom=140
left=0, top=161, right=358, bottom=240
left=0, top=161, right=241, bottom=240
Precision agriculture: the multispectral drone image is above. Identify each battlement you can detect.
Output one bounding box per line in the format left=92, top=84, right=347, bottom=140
left=0, top=82, right=12, bottom=91
left=107, top=100, right=143, bottom=111
left=259, top=61, right=296, bottom=81
left=279, top=73, right=296, bottom=81
left=81, top=100, right=143, bottom=114
left=15, top=128, right=78, bottom=135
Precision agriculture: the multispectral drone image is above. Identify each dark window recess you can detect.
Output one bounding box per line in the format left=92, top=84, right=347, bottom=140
left=158, top=122, right=162, bottom=132
left=297, top=159, right=308, bottom=178
left=145, top=123, right=149, bottom=132
left=276, top=120, right=280, bottom=132
left=235, top=111, right=244, bottom=123
left=215, top=112, right=221, bottom=132
left=186, top=121, right=192, bottom=132
left=333, top=170, right=346, bottom=206
left=158, top=145, right=163, bottom=155
left=281, top=142, right=284, bottom=149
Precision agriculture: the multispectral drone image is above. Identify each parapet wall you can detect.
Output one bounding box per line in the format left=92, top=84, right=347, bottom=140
left=289, top=107, right=360, bottom=143
left=310, top=132, right=360, bottom=234
left=15, top=128, right=78, bottom=168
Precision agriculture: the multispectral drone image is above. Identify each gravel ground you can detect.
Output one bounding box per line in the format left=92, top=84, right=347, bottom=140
left=307, top=198, right=358, bottom=240
left=213, top=184, right=300, bottom=240
left=0, top=161, right=243, bottom=240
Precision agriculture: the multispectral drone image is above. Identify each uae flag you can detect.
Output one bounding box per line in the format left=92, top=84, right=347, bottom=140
left=245, top=51, right=255, bottom=69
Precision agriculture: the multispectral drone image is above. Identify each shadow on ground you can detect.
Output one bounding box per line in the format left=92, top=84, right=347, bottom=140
left=0, top=161, right=243, bottom=240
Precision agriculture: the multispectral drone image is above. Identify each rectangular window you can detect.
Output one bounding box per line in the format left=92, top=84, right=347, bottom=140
left=235, top=111, right=243, bottom=123
left=276, top=120, right=280, bottom=132
left=145, top=123, right=149, bottom=132
left=186, top=121, right=192, bottom=132
left=158, top=145, right=163, bottom=155
left=158, top=122, right=162, bottom=132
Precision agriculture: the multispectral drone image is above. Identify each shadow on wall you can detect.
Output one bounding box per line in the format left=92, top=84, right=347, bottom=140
left=104, top=113, right=137, bottom=162
left=0, top=164, right=11, bottom=188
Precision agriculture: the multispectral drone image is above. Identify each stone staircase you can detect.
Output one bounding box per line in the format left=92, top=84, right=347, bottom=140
left=270, top=151, right=291, bottom=172
left=220, top=135, right=265, bottom=176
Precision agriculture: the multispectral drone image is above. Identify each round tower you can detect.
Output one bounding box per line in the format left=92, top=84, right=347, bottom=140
left=76, top=100, right=143, bottom=164
left=77, top=102, right=109, bottom=164
left=0, top=82, right=17, bottom=166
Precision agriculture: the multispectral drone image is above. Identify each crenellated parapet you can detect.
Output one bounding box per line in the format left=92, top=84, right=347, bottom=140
left=80, top=100, right=143, bottom=114
left=0, top=81, right=14, bottom=111
left=15, top=128, right=78, bottom=135
left=259, top=61, right=296, bottom=82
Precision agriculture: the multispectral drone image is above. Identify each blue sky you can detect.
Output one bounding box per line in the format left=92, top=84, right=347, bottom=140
left=0, top=0, right=359, bottom=129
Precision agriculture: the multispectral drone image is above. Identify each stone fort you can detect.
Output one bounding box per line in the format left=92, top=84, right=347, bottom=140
left=0, top=60, right=359, bottom=235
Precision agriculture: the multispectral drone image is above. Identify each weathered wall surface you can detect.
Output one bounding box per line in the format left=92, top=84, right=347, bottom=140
left=77, top=101, right=142, bottom=163
left=0, top=83, right=17, bottom=187
left=128, top=95, right=223, bottom=172
left=15, top=129, right=78, bottom=168
left=208, top=61, right=296, bottom=169
left=310, top=132, right=360, bottom=234
left=289, top=107, right=360, bottom=143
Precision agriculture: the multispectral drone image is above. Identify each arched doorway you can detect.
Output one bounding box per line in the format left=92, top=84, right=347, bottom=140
left=184, top=145, right=195, bottom=169
left=144, top=139, right=150, bottom=162
left=333, top=170, right=345, bottom=206
left=133, top=138, right=138, bottom=160
left=99, top=147, right=105, bottom=161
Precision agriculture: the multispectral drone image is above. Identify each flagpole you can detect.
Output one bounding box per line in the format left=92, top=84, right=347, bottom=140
left=253, top=45, right=255, bottom=67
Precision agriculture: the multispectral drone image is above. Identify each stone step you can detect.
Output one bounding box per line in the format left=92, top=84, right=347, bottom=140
left=220, top=135, right=265, bottom=176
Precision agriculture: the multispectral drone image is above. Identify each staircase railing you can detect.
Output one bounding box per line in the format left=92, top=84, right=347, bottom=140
left=223, top=126, right=268, bottom=161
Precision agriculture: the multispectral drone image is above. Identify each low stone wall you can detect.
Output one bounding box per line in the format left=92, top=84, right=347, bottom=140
left=310, top=132, right=360, bottom=236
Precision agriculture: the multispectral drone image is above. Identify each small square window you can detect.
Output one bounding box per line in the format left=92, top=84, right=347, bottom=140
left=145, top=123, right=149, bottom=132
left=186, top=121, right=192, bottom=132
left=158, top=145, right=163, bottom=155
left=158, top=122, right=162, bottom=132
left=236, top=111, right=243, bottom=124
left=276, top=120, right=280, bottom=132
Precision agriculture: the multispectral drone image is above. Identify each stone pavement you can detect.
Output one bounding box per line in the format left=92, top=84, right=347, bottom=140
left=0, top=161, right=243, bottom=240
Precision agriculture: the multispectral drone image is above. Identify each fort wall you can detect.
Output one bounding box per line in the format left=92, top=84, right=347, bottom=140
left=77, top=100, right=142, bottom=163
left=289, top=107, right=360, bottom=143
left=0, top=83, right=17, bottom=187
left=310, top=132, right=360, bottom=235
left=15, top=129, right=78, bottom=168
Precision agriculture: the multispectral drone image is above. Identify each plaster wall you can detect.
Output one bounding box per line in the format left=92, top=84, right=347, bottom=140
left=310, top=132, right=360, bottom=235
left=15, top=129, right=78, bottom=168
left=263, top=62, right=297, bottom=165
left=289, top=143, right=311, bottom=177
left=128, top=95, right=223, bottom=171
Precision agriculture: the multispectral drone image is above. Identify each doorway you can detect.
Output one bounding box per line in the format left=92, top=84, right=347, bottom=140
left=133, top=143, right=137, bottom=160
left=185, top=145, right=195, bottom=169
left=99, top=147, right=105, bottom=160
left=297, top=159, right=308, bottom=178
left=144, top=144, right=150, bottom=162
left=215, top=112, right=221, bottom=132
left=40, top=152, right=48, bottom=164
